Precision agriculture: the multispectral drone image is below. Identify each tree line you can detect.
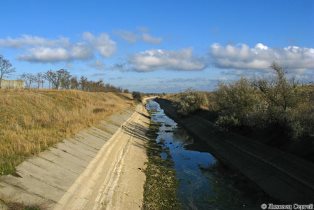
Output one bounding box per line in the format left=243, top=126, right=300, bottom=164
left=0, top=54, right=128, bottom=93
left=20, top=69, right=126, bottom=92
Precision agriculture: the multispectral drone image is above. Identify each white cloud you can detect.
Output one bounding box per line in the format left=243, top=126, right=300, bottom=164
left=141, top=33, right=162, bottom=44
left=19, top=44, right=93, bottom=62
left=115, top=29, right=162, bottom=44
left=129, top=48, right=206, bottom=72
left=255, top=43, right=268, bottom=50
left=70, top=43, right=93, bottom=60
left=82, top=32, right=116, bottom=57
left=114, top=30, right=137, bottom=43
left=19, top=47, right=70, bottom=62
left=0, top=35, right=70, bottom=48
left=5, top=32, right=116, bottom=63
left=210, top=43, right=314, bottom=70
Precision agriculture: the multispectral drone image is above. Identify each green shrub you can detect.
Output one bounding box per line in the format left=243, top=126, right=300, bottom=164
left=253, top=63, right=308, bottom=140
left=215, top=78, right=266, bottom=129
left=287, top=99, right=314, bottom=139
left=215, top=114, right=240, bottom=129
left=254, top=63, right=301, bottom=112
left=214, top=63, right=313, bottom=143
left=176, top=89, right=206, bottom=116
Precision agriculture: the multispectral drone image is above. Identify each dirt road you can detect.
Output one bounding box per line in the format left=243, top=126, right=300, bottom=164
left=54, top=104, right=149, bottom=210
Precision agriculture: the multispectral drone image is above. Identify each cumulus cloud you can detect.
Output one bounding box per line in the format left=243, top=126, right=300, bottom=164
left=1, top=32, right=116, bottom=63
left=70, top=43, right=93, bottom=60
left=0, top=35, right=70, bottom=48
left=128, top=48, right=206, bottom=72
left=210, top=43, right=314, bottom=70
left=82, top=32, right=116, bottom=57
left=19, top=47, right=71, bottom=62
left=19, top=43, right=93, bottom=62
left=115, top=29, right=162, bottom=44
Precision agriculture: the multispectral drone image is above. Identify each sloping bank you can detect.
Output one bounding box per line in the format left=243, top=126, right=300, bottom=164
left=155, top=98, right=314, bottom=203
left=0, top=103, right=150, bottom=210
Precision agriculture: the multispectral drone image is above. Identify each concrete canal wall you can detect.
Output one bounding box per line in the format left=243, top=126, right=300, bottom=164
left=155, top=98, right=314, bottom=203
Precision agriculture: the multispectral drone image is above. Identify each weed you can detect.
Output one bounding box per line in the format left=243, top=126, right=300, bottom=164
left=143, top=121, right=180, bottom=210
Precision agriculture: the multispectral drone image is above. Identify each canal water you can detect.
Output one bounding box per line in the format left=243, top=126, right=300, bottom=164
left=146, top=100, right=262, bottom=210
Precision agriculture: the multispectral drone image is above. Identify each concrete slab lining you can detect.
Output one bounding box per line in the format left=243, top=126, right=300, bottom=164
left=0, top=106, right=135, bottom=208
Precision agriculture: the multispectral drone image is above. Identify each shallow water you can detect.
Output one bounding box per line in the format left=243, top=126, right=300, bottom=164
left=146, top=100, right=261, bottom=210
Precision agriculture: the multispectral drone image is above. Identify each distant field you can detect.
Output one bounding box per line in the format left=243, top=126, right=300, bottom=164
left=0, top=89, right=133, bottom=175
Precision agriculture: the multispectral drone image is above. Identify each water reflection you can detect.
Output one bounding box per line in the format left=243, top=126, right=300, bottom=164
left=146, top=100, right=261, bottom=210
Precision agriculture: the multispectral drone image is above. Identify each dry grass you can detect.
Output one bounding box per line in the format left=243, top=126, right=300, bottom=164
left=0, top=89, right=133, bottom=175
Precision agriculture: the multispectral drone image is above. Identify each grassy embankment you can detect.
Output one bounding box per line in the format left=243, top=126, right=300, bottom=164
left=143, top=114, right=180, bottom=210
left=164, top=66, right=314, bottom=162
left=0, top=89, right=133, bottom=175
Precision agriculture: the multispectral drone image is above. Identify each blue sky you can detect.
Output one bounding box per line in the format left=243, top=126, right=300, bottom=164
left=1, top=0, right=313, bottom=92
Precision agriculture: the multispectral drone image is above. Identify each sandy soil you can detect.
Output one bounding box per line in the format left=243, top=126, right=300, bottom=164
left=54, top=104, right=149, bottom=210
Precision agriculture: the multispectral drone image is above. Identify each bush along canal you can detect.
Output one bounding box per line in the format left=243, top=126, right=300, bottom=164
left=145, top=100, right=270, bottom=210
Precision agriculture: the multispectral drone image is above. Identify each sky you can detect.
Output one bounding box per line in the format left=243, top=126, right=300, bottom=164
left=0, top=0, right=313, bottom=92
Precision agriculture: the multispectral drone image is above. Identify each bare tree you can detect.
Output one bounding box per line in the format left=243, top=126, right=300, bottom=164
left=44, top=69, right=71, bottom=89
left=58, top=69, right=71, bottom=89
left=80, top=76, right=88, bottom=91
left=70, top=76, right=79, bottom=89
left=0, top=55, right=15, bottom=88
left=35, top=73, right=44, bottom=89
left=44, top=70, right=57, bottom=89
left=20, top=73, right=36, bottom=89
